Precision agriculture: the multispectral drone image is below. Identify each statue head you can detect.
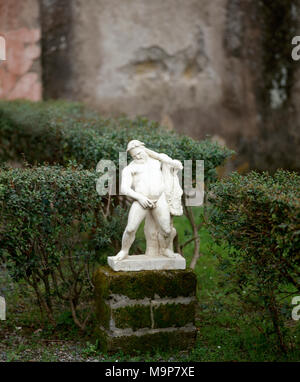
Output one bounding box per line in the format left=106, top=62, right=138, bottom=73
left=127, top=140, right=148, bottom=163
left=126, top=140, right=145, bottom=152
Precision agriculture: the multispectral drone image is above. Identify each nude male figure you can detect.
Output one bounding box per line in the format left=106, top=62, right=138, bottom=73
left=114, top=140, right=183, bottom=261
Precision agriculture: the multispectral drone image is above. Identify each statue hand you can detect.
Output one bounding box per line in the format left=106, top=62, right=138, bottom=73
left=138, top=196, right=155, bottom=209
left=171, top=160, right=183, bottom=170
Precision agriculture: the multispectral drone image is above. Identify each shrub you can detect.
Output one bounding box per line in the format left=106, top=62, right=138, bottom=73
left=0, top=165, right=128, bottom=329
left=208, top=169, right=300, bottom=352
left=0, top=100, right=233, bottom=182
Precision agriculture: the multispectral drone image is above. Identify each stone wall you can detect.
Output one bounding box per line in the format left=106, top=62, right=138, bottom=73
left=0, top=0, right=42, bottom=101
left=1, top=0, right=299, bottom=171
left=39, top=0, right=300, bottom=172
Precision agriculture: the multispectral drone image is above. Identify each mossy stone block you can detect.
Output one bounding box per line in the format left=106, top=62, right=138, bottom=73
left=94, top=299, right=110, bottom=330
left=113, top=305, right=152, bottom=331
left=93, top=266, right=197, bottom=354
left=93, top=266, right=197, bottom=299
left=96, top=328, right=197, bottom=355
left=153, top=301, right=195, bottom=329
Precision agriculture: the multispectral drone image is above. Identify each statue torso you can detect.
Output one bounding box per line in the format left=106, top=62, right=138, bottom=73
left=129, top=158, right=165, bottom=200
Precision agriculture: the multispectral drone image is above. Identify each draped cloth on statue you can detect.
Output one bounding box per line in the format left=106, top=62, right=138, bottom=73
left=144, top=149, right=183, bottom=216
left=162, top=162, right=183, bottom=217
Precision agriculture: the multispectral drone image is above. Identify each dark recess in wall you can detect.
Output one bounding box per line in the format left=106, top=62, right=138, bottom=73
left=40, top=0, right=74, bottom=99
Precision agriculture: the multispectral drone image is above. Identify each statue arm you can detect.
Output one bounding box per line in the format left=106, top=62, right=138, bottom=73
left=120, top=167, right=141, bottom=200
left=144, top=148, right=183, bottom=170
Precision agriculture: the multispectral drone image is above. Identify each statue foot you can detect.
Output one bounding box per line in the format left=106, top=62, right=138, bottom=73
left=114, top=250, right=129, bottom=261
left=163, top=249, right=177, bottom=258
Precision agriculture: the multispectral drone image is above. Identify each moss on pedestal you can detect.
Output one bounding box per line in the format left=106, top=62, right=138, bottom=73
left=93, top=266, right=197, bottom=299
left=113, top=305, right=152, bottom=331
left=96, top=327, right=197, bottom=355
left=153, top=301, right=195, bottom=329
left=93, top=266, right=198, bottom=354
left=94, top=298, right=111, bottom=330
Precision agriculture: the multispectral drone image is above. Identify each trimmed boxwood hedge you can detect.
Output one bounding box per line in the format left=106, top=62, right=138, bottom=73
left=0, top=164, right=130, bottom=328
left=208, top=169, right=300, bottom=351
left=0, top=100, right=234, bottom=182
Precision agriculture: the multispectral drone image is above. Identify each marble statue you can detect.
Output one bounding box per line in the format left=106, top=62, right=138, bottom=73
left=108, top=140, right=186, bottom=271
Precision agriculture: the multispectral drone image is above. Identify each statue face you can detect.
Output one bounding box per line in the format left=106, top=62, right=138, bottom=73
left=129, top=147, right=148, bottom=163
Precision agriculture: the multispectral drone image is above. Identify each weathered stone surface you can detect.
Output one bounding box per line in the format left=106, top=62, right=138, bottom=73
left=38, top=0, right=300, bottom=172
left=96, top=326, right=197, bottom=354
left=96, top=299, right=153, bottom=332
left=108, top=254, right=186, bottom=272
left=0, top=0, right=42, bottom=101
left=93, top=266, right=197, bottom=300
left=152, top=301, right=195, bottom=329
left=94, top=266, right=197, bottom=353
left=113, top=305, right=152, bottom=331
left=8, top=72, right=41, bottom=101
left=39, top=0, right=74, bottom=99
left=4, top=0, right=298, bottom=171
left=95, top=300, right=111, bottom=331
left=0, top=68, right=16, bottom=96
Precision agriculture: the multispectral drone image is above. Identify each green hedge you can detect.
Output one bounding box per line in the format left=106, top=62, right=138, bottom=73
left=0, top=100, right=233, bottom=182
left=0, top=165, right=128, bottom=328
left=208, top=169, right=300, bottom=351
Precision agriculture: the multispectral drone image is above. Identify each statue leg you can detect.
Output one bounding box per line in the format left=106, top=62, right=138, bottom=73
left=151, top=194, right=176, bottom=258
left=144, top=213, right=160, bottom=256
left=168, top=218, right=177, bottom=252
left=114, top=201, right=147, bottom=261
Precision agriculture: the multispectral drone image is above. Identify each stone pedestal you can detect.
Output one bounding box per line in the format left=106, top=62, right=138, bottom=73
left=107, top=254, right=186, bottom=272
left=93, top=266, right=197, bottom=354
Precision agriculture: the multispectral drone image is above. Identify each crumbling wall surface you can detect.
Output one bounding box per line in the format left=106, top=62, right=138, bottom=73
left=70, top=0, right=229, bottom=140
left=40, top=0, right=299, bottom=171
left=234, top=0, right=300, bottom=172
left=8, top=0, right=300, bottom=171
left=0, top=0, right=42, bottom=101
left=42, top=0, right=243, bottom=144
